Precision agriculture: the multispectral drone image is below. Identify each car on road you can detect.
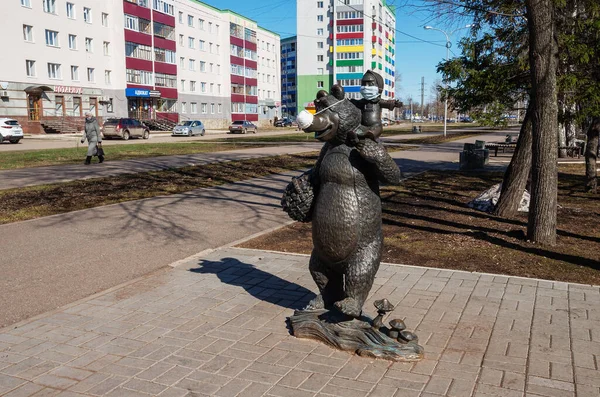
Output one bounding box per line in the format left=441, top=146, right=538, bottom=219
left=274, top=117, right=293, bottom=127
left=0, top=118, right=23, bottom=144
left=172, top=120, right=206, bottom=137
left=102, top=118, right=150, bottom=140
left=381, top=119, right=390, bottom=126
left=228, top=120, right=257, bottom=134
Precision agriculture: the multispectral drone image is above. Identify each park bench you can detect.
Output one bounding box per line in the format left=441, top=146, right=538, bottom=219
left=484, top=142, right=517, bottom=156
left=558, top=146, right=583, bottom=158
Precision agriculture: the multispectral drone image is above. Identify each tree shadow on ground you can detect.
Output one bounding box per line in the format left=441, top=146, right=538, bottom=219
left=189, top=257, right=316, bottom=310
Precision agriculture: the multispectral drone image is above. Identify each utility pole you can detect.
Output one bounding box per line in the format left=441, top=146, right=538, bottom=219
left=420, top=77, right=425, bottom=119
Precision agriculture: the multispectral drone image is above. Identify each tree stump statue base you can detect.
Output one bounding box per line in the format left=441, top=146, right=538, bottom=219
left=289, top=309, right=424, bottom=362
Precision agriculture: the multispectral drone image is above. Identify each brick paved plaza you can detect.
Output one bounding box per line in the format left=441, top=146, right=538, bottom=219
left=0, top=247, right=599, bottom=396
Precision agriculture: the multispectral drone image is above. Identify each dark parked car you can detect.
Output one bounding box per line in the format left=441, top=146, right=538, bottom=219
left=274, top=118, right=293, bottom=127
left=102, top=118, right=149, bottom=140
left=228, top=120, right=257, bottom=134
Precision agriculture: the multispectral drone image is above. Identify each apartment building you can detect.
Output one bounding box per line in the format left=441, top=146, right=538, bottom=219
left=256, top=28, right=281, bottom=123
left=296, top=0, right=396, bottom=118
left=2, top=0, right=125, bottom=133
left=280, top=36, right=297, bottom=118
left=1, top=0, right=280, bottom=133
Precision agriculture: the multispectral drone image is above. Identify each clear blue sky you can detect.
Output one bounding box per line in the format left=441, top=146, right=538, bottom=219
left=200, top=0, right=472, bottom=105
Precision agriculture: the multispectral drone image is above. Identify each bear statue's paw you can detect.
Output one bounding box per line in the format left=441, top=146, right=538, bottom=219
left=334, top=298, right=362, bottom=318
left=304, top=295, right=325, bottom=311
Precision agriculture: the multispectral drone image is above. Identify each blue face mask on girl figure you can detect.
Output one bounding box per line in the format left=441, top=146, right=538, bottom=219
left=360, top=85, right=380, bottom=100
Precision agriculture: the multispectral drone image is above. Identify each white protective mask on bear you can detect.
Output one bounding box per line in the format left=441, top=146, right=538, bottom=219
left=297, top=99, right=349, bottom=130
left=360, top=86, right=380, bottom=100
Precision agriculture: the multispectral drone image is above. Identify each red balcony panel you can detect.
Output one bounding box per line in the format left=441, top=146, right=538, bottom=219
left=152, top=10, right=175, bottom=27
left=378, top=38, right=382, bottom=45
left=337, top=19, right=363, bottom=26
left=154, top=62, right=177, bottom=75
left=246, top=96, right=258, bottom=104
left=157, top=87, right=177, bottom=99
left=379, top=25, right=383, bottom=32
left=230, top=36, right=244, bottom=47
left=231, top=93, right=245, bottom=103
left=154, top=37, right=176, bottom=51
left=245, top=59, right=257, bottom=69
left=329, top=33, right=333, bottom=40
left=245, top=41, right=257, bottom=51
left=245, top=78, right=258, bottom=86
left=246, top=114, right=258, bottom=122
left=231, top=75, right=245, bottom=85
left=127, top=83, right=153, bottom=90
left=123, top=1, right=151, bottom=19
left=372, top=35, right=377, bottom=42
left=126, top=57, right=153, bottom=71
left=231, top=113, right=245, bottom=121
left=372, top=22, right=377, bottom=29
left=337, top=32, right=363, bottom=40
left=124, top=29, right=152, bottom=46
left=230, top=55, right=244, bottom=66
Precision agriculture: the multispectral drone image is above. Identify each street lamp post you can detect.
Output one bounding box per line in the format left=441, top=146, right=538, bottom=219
left=424, top=24, right=472, bottom=137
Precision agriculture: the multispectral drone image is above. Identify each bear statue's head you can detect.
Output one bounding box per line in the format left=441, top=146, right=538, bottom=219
left=297, top=85, right=361, bottom=144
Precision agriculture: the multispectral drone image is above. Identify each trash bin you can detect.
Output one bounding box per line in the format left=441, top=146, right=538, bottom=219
left=460, top=142, right=489, bottom=170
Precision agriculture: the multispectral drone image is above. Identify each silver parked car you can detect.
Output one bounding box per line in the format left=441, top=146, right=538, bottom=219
left=172, top=120, right=206, bottom=137
left=0, top=118, right=24, bottom=144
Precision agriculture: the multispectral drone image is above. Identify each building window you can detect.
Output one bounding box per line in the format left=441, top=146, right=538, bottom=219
left=201, top=103, right=207, bottom=114
left=180, top=79, right=185, bottom=92
left=126, top=41, right=153, bottom=60
left=191, top=102, right=197, bottom=114
left=178, top=11, right=183, bottom=24
left=23, top=25, right=33, bottom=42
left=209, top=63, right=213, bottom=73
left=45, top=30, right=59, bottom=47
left=26, top=60, right=36, bottom=77
left=105, top=70, right=111, bottom=84
left=216, top=44, right=220, bottom=54
left=317, top=81, right=324, bottom=88
left=210, top=83, right=214, bottom=93
left=102, top=13, right=108, bottom=27
left=181, top=102, right=186, bottom=113
left=317, top=28, right=324, bottom=36
left=318, top=68, right=324, bottom=75
left=71, top=65, right=78, bottom=80
left=85, top=38, right=93, bottom=52
left=68, top=34, right=77, bottom=49
left=188, top=15, right=193, bottom=27
left=103, top=41, right=110, bottom=55
left=317, top=1, right=323, bottom=8
left=83, top=7, right=92, bottom=23
left=179, top=57, right=184, bottom=68
left=317, top=55, right=323, bottom=62
left=21, top=0, right=31, bottom=7
left=218, top=103, right=222, bottom=113
left=126, top=69, right=153, bottom=85
left=87, top=67, right=95, bottom=82
left=317, top=15, right=323, bottom=22
left=125, top=14, right=139, bottom=31
left=179, top=34, right=184, bottom=45
left=47, top=63, right=61, bottom=79
left=201, top=82, right=206, bottom=92
left=208, top=22, right=212, bottom=33
left=217, top=64, right=220, bottom=74
left=66, top=2, right=75, bottom=18
left=199, top=19, right=204, bottom=29
left=200, top=61, right=206, bottom=72
left=199, top=40, right=205, bottom=50
left=209, top=43, right=213, bottom=53
left=217, top=84, right=221, bottom=94
left=189, top=59, right=195, bottom=70
left=210, top=103, right=215, bottom=114
left=188, top=37, right=194, bottom=49
left=106, top=98, right=113, bottom=113
left=215, top=24, right=219, bottom=34
left=43, top=0, right=56, bottom=14
left=190, top=81, right=196, bottom=91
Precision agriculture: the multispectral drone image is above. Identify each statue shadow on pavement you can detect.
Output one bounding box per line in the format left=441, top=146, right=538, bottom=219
left=189, top=257, right=316, bottom=311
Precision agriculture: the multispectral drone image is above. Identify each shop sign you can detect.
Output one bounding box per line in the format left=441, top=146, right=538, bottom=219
left=54, top=85, right=83, bottom=94
left=125, top=88, right=151, bottom=97
left=149, top=90, right=161, bottom=98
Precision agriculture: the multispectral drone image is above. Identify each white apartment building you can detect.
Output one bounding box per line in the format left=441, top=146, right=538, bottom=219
left=256, top=28, right=282, bottom=123
left=174, top=1, right=229, bottom=128
left=2, top=0, right=126, bottom=133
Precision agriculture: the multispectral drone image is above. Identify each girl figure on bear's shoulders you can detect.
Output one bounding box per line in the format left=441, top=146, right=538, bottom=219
left=348, top=70, right=402, bottom=142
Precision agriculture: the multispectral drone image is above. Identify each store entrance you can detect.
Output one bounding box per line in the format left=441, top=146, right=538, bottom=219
left=28, top=94, right=42, bottom=121
left=128, top=98, right=156, bottom=121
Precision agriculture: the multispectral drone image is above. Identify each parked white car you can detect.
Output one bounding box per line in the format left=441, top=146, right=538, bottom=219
left=172, top=120, right=206, bottom=137
left=0, top=118, right=24, bottom=144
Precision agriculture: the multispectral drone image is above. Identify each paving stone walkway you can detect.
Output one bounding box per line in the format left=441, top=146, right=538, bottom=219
left=1, top=247, right=598, bottom=397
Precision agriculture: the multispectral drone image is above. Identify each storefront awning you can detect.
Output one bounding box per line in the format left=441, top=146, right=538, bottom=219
left=24, top=85, right=54, bottom=93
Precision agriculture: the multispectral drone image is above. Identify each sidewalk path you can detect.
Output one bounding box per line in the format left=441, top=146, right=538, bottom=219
left=0, top=247, right=598, bottom=397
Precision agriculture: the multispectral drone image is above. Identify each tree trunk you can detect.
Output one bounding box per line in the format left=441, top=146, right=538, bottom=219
left=494, top=105, right=533, bottom=217
left=526, top=0, right=559, bottom=246
left=585, top=117, right=600, bottom=193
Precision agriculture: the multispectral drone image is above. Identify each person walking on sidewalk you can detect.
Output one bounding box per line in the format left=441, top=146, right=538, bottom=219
left=81, top=112, right=104, bottom=164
